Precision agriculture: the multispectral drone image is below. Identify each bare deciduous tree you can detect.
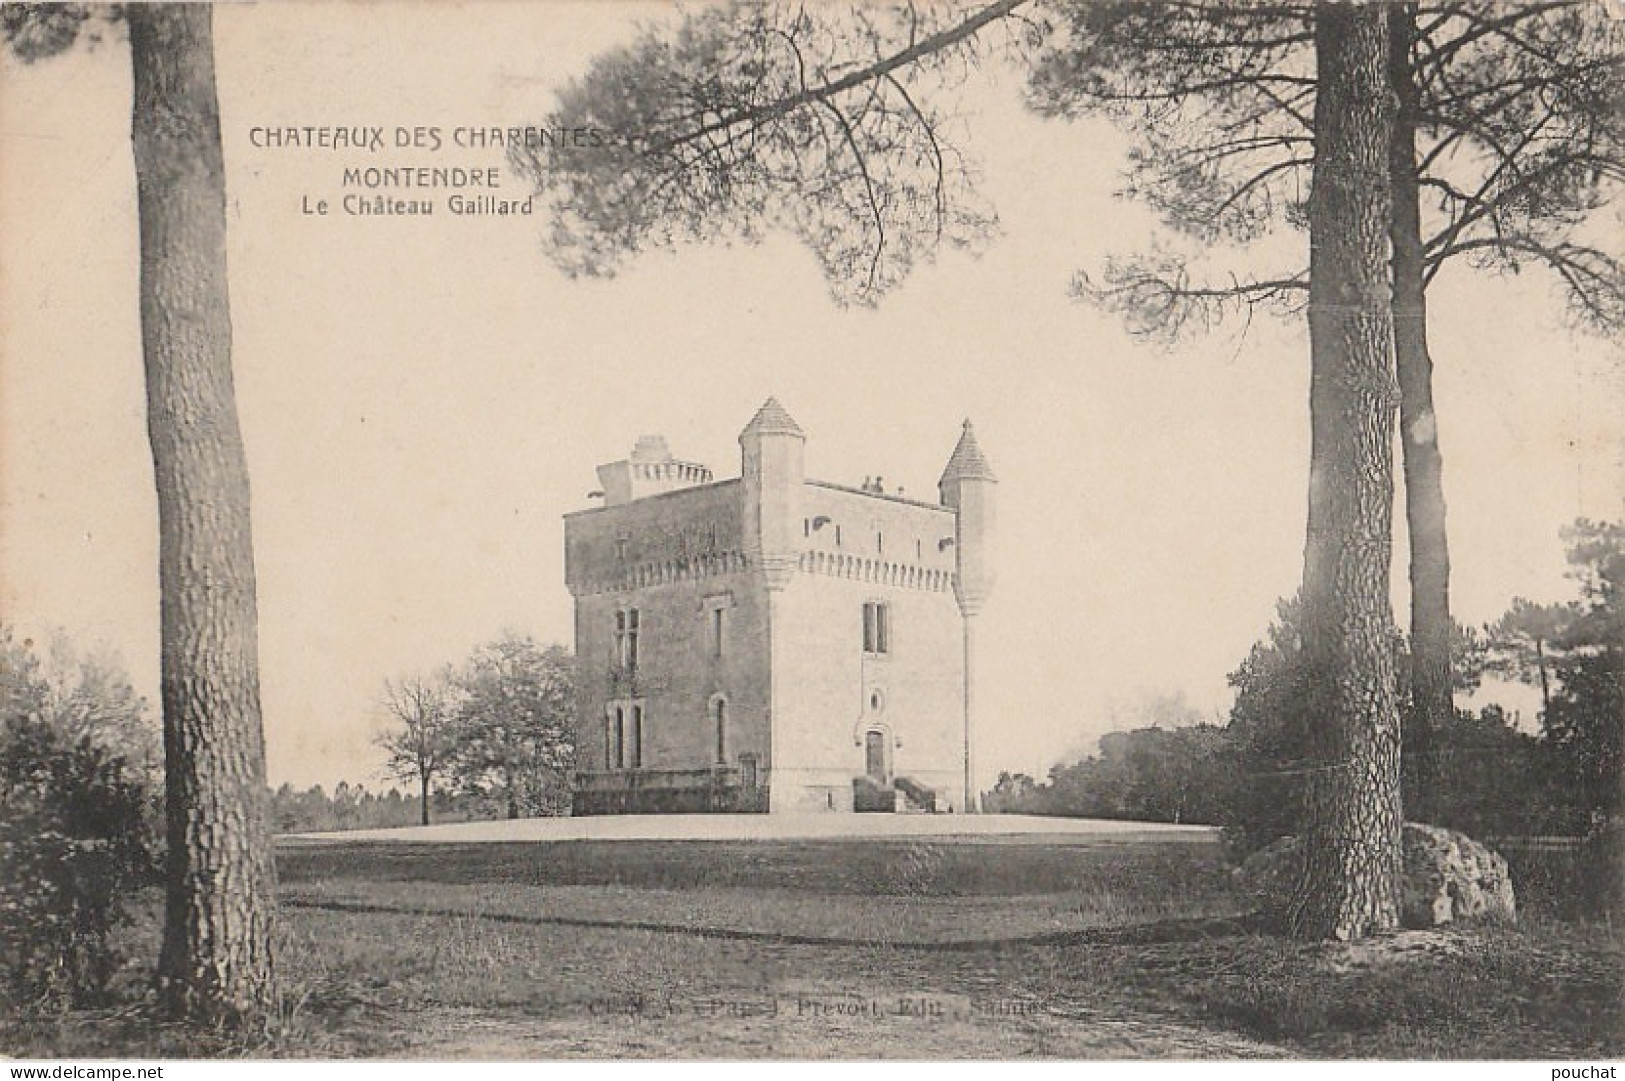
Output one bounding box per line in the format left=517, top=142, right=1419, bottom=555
left=376, top=671, right=458, bottom=826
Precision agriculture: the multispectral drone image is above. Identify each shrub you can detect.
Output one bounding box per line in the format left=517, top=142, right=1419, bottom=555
left=1579, top=815, right=1623, bottom=918
left=0, top=717, right=160, bottom=1012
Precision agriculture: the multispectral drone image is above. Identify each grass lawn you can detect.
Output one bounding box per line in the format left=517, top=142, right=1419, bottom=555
left=3, top=834, right=1619, bottom=1059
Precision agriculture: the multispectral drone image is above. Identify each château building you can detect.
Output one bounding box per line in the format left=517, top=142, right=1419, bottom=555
left=564, top=399, right=994, bottom=814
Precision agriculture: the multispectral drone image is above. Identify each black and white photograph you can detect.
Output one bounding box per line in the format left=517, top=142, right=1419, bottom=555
left=0, top=0, right=1621, bottom=1066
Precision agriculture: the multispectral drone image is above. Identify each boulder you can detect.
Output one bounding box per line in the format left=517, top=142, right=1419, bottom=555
left=1234, top=822, right=1516, bottom=928
left=1232, top=834, right=1303, bottom=916
left=1401, top=822, right=1516, bottom=926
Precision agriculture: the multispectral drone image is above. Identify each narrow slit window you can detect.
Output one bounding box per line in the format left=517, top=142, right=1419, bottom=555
left=714, top=699, right=727, bottom=764
left=630, top=703, right=643, bottom=768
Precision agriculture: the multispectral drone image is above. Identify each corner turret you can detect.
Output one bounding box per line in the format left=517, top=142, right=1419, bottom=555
left=938, top=419, right=996, bottom=616
left=740, top=397, right=805, bottom=590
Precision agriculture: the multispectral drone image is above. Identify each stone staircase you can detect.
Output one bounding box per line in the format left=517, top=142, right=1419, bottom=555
left=894, top=775, right=940, bottom=814
left=853, top=775, right=941, bottom=813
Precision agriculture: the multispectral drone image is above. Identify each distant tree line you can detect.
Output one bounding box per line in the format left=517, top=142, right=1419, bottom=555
left=986, top=723, right=1233, bottom=824
left=986, top=520, right=1624, bottom=851
left=266, top=782, right=480, bottom=834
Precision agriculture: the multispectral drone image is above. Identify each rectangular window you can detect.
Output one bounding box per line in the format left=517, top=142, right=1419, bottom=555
left=615, top=608, right=641, bottom=670
left=711, top=607, right=725, bottom=658
left=862, top=601, right=890, bottom=654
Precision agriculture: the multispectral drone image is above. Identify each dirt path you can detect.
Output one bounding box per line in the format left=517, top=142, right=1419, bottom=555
left=270, top=840, right=1285, bottom=1059
left=348, top=989, right=1290, bottom=1059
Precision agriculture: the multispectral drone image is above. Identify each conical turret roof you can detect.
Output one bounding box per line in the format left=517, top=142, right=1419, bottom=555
left=939, top=419, right=996, bottom=485
left=739, top=396, right=805, bottom=439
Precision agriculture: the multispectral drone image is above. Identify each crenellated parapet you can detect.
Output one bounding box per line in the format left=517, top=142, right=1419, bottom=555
left=597, top=434, right=714, bottom=506
left=629, top=459, right=712, bottom=485
left=566, top=549, right=751, bottom=598
left=797, top=549, right=955, bottom=593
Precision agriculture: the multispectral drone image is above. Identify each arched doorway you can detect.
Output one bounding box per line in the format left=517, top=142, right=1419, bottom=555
left=864, top=729, right=888, bottom=782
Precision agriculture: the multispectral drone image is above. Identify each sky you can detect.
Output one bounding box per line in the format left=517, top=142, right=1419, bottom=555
left=2, top=2, right=1621, bottom=791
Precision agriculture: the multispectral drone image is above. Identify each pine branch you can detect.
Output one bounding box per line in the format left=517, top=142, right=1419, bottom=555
left=647, top=0, right=1031, bottom=155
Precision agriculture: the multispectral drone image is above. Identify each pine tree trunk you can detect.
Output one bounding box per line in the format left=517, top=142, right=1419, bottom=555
left=420, top=773, right=431, bottom=826
left=1389, top=1, right=1452, bottom=825
left=1292, top=0, right=1404, bottom=941
left=130, top=4, right=279, bottom=1024
left=1536, top=639, right=1551, bottom=717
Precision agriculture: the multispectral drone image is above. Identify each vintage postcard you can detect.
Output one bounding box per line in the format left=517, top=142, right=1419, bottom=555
left=1, top=0, right=1620, bottom=1065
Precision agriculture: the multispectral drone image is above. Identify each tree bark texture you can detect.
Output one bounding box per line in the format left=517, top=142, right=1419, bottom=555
left=129, top=4, right=279, bottom=1024
left=1293, top=0, right=1404, bottom=941
left=1388, top=1, right=1453, bottom=824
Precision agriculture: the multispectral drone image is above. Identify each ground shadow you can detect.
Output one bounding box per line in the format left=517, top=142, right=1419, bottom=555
left=278, top=892, right=1269, bottom=952
left=277, top=837, right=1233, bottom=898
